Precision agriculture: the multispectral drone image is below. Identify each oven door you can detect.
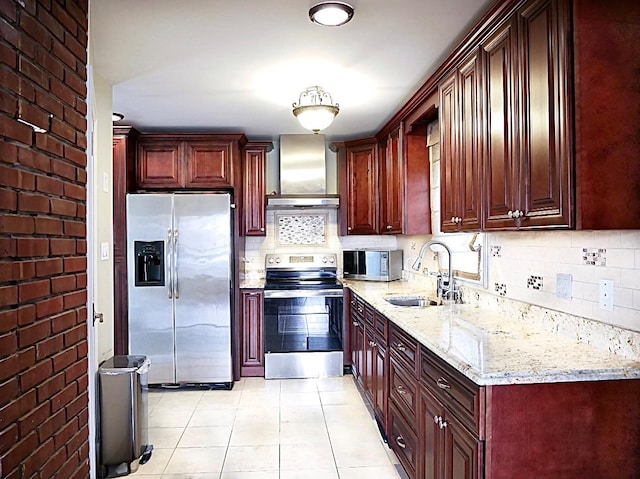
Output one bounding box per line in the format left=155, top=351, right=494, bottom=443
left=263, top=290, right=344, bottom=379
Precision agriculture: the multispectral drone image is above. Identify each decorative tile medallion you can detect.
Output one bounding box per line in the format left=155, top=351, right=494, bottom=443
left=494, top=283, right=507, bottom=297
left=527, top=275, right=543, bottom=290
left=583, top=248, right=606, bottom=266
left=491, top=245, right=502, bottom=257
left=277, top=214, right=326, bottom=245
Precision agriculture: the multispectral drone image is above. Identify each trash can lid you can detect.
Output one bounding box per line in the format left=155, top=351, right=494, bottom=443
left=99, top=355, right=149, bottom=373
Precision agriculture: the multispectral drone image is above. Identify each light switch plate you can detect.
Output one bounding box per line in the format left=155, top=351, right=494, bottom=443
left=100, top=242, right=109, bottom=261
left=599, top=279, right=614, bottom=311
left=556, top=273, right=572, bottom=300
left=102, top=172, right=109, bottom=192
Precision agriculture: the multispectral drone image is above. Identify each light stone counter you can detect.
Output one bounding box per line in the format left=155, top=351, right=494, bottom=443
left=343, top=280, right=640, bottom=386
left=239, top=278, right=265, bottom=289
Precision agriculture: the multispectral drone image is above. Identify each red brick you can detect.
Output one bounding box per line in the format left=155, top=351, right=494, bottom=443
left=40, top=446, right=68, bottom=479
left=63, top=323, right=85, bottom=347
left=63, top=290, right=85, bottom=309
left=0, top=377, right=19, bottom=407
left=70, top=461, right=90, bottom=479
left=0, top=238, right=17, bottom=258
left=0, top=0, right=17, bottom=22
left=19, top=278, right=50, bottom=302
left=36, top=258, right=63, bottom=277
left=0, top=68, right=20, bottom=97
left=75, top=272, right=86, bottom=288
left=76, top=166, right=87, bottom=185
left=63, top=219, right=84, bottom=237
left=18, top=319, right=51, bottom=348
left=35, top=333, right=64, bottom=360
left=18, top=400, right=51, bottom=436
left=76, top=239, right=86, bottom=253
left=76, top=306, right=87, bottom=323
left=65, top=425, right=87, bottom=458
left=0, top=41, right=17, bottom=69
left=51, top=383, right=77, bottom=416
left=19, top=358, right=52, bottom=390
left=64, top=358, right=85, bottom=384
left=0, top=89, right=17, bottom=115
left=76, top=339, right=87, bottom=358
left=0, top=285, right=17, bottom=307
left=0, top=17, right=19, bottom=48
left=50, top=117, right=75, bottom=142
left=16, top=260, right=37, bottom=280
left=0, top=214, right=35, bottom=234
left=35, top=133, right=64, bottom=157
left=36, top=174, right=63, bottom=195
left=63, top=256, right=85, bottom=273
left=52, top=347, right=76, bottom=373
left=57, top=454, right=81, bottom=479
left=50, top=197, right=77, bottom=217
left=18, top=146, right=50, bottom=171
left=50, top=158, right=75, bottom=180
left=36, top=6, right=64, bottom=41
left=18, top=169, right=35, bottom=190
left=18, top=192, right=50, bottom=213
left=76, top=132, right=86, bottom=149
left=1, top=431, right=38, bottom=475
left=63, top=32, right=86, bottom=64
left=51, top=38, right=75, bottom=69
left=50, top=310, right=75, bottom=335
left=20, top=12, right=53, bottom=49
left=34, top=43, right=64, bottom=80
left=18, top=56, right=48, bottom=89
left=22, top=437, right=55, bottom=475
left=0, top=115, right=33, bottom=145
left=0, top=189, right=17, bottom=210
left=63, top=144, right=86, bottom=168
left=0, top=424, right=19, bottom=461
left=63, top=69, right=86, bottom=97
left=50, top=78, right=76, bottom=107
left=36, top=89, right=64, bottom=118
left=0, top=262, right=18, bottom=282
left=64, top=0, right=87, bottom=29
left=0, top=309, right=17, bottom=333
left=0, top=331, right=18, bottom=357
left=0, top=164, right=20, bottom=187
left=63, top=182, right=84, bottom=201
left=35, top=295, right=63, bottom=319
left=51, top=274, right=75, bottom=293
left=50, top=238, right=75, bottom=255
left=17, top=304, right=36, bottom=326
left=76, top=372, right=87, bottom=392
left=65, top=390, right=87, bottom=419
left=16, top=237, right=49, bottom=257
left=36, top=408, right=65, bottom=443
left=16, top=99, right=50, bottom=133
left=35, top=216, right=63, bottom=235
left=0, top=141, right=18, bottom=165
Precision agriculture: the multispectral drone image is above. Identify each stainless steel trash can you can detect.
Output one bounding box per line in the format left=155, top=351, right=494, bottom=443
left=98, top=355, right=153, bottom=477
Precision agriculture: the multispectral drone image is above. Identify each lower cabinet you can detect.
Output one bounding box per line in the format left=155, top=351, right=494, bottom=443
left=388, top=403, right=420, bottom=479
left=240, top=289, right=264, bottom=376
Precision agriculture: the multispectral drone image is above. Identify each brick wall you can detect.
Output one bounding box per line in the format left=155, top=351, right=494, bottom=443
left=0, top=1, right=89, bottom=478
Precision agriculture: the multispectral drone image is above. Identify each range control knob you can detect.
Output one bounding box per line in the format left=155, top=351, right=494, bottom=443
left=329, top=257, right=335, bottom=263
left=322, top=257, right=328, bottom=263
left=275, top=257, right=281, bottom=264
left=268, top=257, right=274, bottom=264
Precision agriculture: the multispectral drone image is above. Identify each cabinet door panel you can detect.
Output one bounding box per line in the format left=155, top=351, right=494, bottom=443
left=380, top=128, right=403, bottom=234
left=346, top=144, right=379, bottom=235
left=439, top=71, right=458, bottom=233
left=241, top=290, right=264, bottom=376
left=421, top=388, right=445, bottom=479
left=137, top=141, right=183, bottom=188
left=374, top=342, right=387, bottom=424
left=444, top=414, right=483, bottom=479
left=389, top=404, right=419, bottom=479
left=483, top=19, right=518, bottom=230
left=518, top=0, right=572, bottom=228
left=243, top=147, right=267, bottom=235
left=185, top=141, right=232, bottom=187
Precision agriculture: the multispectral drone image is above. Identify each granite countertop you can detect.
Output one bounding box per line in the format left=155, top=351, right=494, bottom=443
left=343, top=280, right=640, bottom=386
left=239, top=278, right=266, bottom=289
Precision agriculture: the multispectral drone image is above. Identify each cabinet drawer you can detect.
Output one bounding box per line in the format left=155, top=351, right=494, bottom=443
left=389, top=324, right=419, bottom=374
left=374, top=311, right=388, bottom=341
left=388, top=403, right=419, bottom=479
left=350, top=295, right=365, bottom=320
left=389, top=357, right=418, bottom=424
left=363, top=304, right=375, bottom=327
left=421, top=346, right=483, bottom=435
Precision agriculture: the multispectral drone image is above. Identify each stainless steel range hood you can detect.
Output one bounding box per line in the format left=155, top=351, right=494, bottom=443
left=266, top=134, right=339, bottom=209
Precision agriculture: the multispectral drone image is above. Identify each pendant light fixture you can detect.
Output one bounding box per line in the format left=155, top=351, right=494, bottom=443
left=292, top=86, right=340, bottom=133
left=309, top=2, right=354, bottom=27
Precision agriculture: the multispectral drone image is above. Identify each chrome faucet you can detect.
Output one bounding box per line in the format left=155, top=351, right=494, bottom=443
left=412, top=240, right=461, bottom=303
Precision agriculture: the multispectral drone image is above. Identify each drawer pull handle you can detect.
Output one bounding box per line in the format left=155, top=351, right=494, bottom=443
left=369, top=340, right=377, bottom=348
left=436, top=377, right=451, bottom=390
left=357, top=307, right=364, bottom=313
left=350, top=300, right=356, bottom=306
left=397, top=385, right=407, bottom=395
left=395, top=343, right=406, bottom=352
left=352, top=321, right=359, bottom=326
left=396, top=435, right=406, bottom=449
left=433, top=415, right=439, bottom=424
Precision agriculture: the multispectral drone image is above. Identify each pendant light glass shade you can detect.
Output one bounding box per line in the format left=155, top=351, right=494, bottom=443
left=292, top=86, right=339, bottom=133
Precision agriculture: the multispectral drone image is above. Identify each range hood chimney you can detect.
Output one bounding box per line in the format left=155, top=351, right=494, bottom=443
left=267, top=134, right=339, bottom=209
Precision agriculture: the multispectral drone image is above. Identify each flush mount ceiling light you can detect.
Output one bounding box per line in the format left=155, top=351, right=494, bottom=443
left=112, top=112, right=124, bottom=122
left=309, top=2, right=354, bottom=27
left=292, top=86, right=340, bottom=133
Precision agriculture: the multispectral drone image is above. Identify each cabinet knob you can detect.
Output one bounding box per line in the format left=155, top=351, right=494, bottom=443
left=386, top=225, right=392, bottom=230
left=352, top=320, right=359, bottom=326
left=395, top=435, right=406, bottom=449
left=397, top=385, right=407, bottom=395
left=436, top=377, right=451, bottom=390
left=507, top=210, right=513, bottom=218
left=348, top=226, right=352, bottom=231
left=457, top=217, right=462, bottom=224
left=395, top=343, right=406, bottom=352
left=260, top=227, right=265, bottom=232
left=357, top=307, right=363, bottom=313
left=350, top=300, right=356, bottom=306
left=369, top=340, right=377, bottom=348
left=433, top=415, right=440, bottom=424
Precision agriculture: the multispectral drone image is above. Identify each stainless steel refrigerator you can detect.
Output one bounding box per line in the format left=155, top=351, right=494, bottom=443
left=126, top=193, right=233, bottom=385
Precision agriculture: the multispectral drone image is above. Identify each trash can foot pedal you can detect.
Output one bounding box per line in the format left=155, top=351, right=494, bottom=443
left=140, top=445, right=154, bottom=465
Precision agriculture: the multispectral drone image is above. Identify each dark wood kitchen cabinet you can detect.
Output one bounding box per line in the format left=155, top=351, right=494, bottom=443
left=438, top=50, right=483, bottom=233
left=379, top=126, right=404, bottom=234
left=349, top=293, right=366, bottom=386
left=338, top=139, right=379, bottom=235
left=483, top=0, right=572, bottom=230
left=240, top=289, right=264, bottom=376
left=242, top=142, right=272, bottom=236
left=136, top=134, right=247, bottom=190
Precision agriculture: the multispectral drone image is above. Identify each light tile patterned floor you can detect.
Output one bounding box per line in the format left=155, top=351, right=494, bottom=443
left=133, top=376, right=405, bottom=478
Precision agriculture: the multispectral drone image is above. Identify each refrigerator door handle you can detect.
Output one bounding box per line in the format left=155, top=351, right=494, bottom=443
left=173, top=228, right=179, bottom=299
left=166, top=228, right=173, bottom=299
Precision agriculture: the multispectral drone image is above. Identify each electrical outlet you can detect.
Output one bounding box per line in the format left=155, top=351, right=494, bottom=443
left=100, top=242, right=109, bottom=261
left=410, top=242, right=416, bottom=250
left=599, top=279, right=614, bottom=312
left=556, top=273, right=572, bottom=300
left=102, top=173, right=109, bottom=192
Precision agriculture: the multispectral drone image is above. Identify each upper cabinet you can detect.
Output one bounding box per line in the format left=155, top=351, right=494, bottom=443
left=136, top=134, right=247, bottom=190
left=483, top=0, right=572, bottom=230
left=242, top=142, right=272, bottom=236
left=379, top=127, right=404, bottom=234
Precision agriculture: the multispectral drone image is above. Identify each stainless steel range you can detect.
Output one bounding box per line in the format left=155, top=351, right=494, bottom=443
left=263, top=253, right=344, bottom=379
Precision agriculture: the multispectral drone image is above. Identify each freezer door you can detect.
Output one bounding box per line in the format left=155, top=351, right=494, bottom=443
left=127, top=194, right=176, bottom=384
left=173, top=193, right=233, bottom=383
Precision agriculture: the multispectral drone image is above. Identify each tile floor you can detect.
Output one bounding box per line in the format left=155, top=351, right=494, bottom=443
left=133, top=376, right=405, bottom=479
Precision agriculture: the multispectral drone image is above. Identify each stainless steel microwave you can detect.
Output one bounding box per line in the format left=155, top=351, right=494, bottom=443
left=342, top=250, right=403, bottom=281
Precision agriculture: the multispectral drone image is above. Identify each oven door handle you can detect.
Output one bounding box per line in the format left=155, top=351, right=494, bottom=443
left=264, top=289, right=344, bottom=299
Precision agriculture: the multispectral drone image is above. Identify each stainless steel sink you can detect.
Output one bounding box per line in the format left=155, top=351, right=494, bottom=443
left=383, top=296, right=439, bottom=307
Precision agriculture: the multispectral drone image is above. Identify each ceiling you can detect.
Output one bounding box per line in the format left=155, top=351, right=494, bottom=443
left=90, top=0, right=493, bottom=142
